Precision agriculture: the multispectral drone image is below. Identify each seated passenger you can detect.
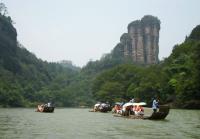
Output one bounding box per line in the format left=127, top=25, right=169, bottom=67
left=115, top=104, right=122, bottom=114
left=132, top=105, right=137, bottom=115
left=94, top=103, right=101, bottom=112
left=134, top=105, right=144, bottom=116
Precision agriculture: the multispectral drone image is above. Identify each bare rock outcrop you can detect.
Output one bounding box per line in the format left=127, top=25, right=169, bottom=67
left=113, top=15, right=160, bottom=64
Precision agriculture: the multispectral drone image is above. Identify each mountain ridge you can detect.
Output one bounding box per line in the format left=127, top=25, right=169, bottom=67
left=0, top=2, right=199, bottom=108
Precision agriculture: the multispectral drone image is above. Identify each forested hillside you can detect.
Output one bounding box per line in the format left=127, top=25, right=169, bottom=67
left=0, top=2, right=199, bottom=108
left=91, top=25, right=200, bottom=109
left=0, top=4, right=93, bottom=107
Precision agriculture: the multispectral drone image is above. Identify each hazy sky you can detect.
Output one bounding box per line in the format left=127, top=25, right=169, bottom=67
left=3, top=0, right=200, bottom=67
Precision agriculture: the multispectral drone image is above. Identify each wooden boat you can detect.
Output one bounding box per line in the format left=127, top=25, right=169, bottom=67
left=113, top=105, right=170, bottom=120
left=36, top=104, right=54, bottom=113
left=89, top=109, right=95, bottom=112
left=113, top=114, right=144, bottom=119
left=144, top=105, right=170, bottom=120
left=99, top=106, right=112, bottom=112
left=89, top=107, right=111, bottom=113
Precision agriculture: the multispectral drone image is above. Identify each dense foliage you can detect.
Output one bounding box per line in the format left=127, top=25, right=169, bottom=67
left=0, top=3, right=199, bottom=108
left=91, top=25, right=200, bottom=109
left=0, top=8, right=93, bottom=107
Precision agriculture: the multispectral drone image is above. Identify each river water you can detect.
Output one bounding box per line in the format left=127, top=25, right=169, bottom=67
left=0, top=108, right=199, bottom=139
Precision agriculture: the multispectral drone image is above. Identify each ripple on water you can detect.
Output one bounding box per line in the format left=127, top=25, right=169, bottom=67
left=0, top=108, right=199, bottom=139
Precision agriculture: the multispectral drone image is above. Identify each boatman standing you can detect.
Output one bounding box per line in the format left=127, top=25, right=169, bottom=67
left=152, top=98, right=159, bottom=113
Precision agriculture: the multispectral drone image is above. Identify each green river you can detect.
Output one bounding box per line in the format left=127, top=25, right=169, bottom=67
left=0, top=108, right=199, bottom=139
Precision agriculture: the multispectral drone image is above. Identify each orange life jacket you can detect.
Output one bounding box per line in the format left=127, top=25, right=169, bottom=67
left=135, top=105, right=144, bottom=112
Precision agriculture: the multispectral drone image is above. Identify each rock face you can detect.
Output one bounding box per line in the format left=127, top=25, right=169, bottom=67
left=114, top=15, right=160, bottom=64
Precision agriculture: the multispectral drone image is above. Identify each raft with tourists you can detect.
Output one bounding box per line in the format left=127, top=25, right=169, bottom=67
left=113, top=102, right=170, bottom=120
left=89, top=102, right=112, bottom=113
left=36, top=102, right=55, bottom=113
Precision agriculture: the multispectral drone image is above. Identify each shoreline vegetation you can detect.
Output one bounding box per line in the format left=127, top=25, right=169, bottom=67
left=0, top=2, right=199, bottom=109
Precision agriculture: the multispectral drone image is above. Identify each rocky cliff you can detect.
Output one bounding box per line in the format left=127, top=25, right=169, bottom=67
left=113, top=15, right=160, bottom=64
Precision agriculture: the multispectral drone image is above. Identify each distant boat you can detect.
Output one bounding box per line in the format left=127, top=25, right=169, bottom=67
left=36, top=103, right=54, bottom=113
left=89, top=103, right=112, bottom=112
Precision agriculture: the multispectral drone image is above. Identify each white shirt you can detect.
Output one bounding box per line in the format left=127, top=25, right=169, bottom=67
left=130, top=99, right=134, bottom=103
left=152, top=100, right=158, bottom=109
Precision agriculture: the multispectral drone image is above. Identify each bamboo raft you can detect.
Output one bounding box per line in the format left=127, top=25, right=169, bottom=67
left=144, top=105, right=170, bottom=120
left=113, top=105, right=170, bottom=120
left=42, top=106, right=54, bottom=113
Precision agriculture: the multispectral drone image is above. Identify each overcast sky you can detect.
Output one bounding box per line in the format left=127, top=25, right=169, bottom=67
left=3, top=0, right=200, bottom=67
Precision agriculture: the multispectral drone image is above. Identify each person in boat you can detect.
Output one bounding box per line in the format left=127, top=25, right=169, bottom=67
left=122, top=105, right=132, bottom=116
left=134, top=105, right=144, bottom=116
left=132, top=105, right=137, bottom=115
left=44, top=102, right=51, bottom=107
left=152, top=98, right=159, bottom=113
left=47, top=102, right=52, bottom=107
left=129, top=97, right=134, bottom=103
left=94, top=103, right=101, bottom=112
left=37, top=104, right=44, bottom=112
left=113, top=103, right=122, bottom=114
left=99, top=102, right=111, bottom=112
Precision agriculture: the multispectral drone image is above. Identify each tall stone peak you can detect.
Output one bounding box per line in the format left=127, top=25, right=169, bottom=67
left=113, top=15, right=160, bottom=64
left=141, top=15, right=160, bottom=28
left=127, top=20, right=141, bottom=30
